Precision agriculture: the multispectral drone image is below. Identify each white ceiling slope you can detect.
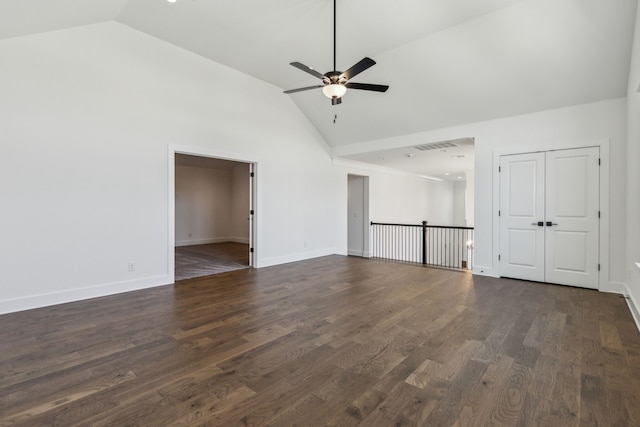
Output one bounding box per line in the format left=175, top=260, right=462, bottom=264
left=0, top=0, right=129, bottom=39
left=1, top=0, right=637, bottom=151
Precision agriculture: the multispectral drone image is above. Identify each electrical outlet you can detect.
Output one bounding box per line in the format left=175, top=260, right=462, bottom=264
left=188, top=232, right=192, bottom=238
left=128, top=262, right=136, bottom=272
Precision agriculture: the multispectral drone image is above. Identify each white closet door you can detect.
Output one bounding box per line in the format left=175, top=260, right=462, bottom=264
left=545, top=147, right=599, bottom=289
left=499, top=152, right=546, bottom=282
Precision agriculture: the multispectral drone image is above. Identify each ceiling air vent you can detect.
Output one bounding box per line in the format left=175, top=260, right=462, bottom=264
left=413, top=141, right=458, bottom=151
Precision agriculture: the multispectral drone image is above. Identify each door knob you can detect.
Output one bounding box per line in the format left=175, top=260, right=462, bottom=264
left=546, top=221, right=558, bottom=226
left=531, top=221, right=544, bottom=226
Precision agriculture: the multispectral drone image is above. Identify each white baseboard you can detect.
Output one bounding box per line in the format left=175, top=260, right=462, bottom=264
left=472, top=265, right=498, bottom=277
left=348, top=249, right=365, bottom=257
left=0, top=275, right=172, bottom=316
left=258, top=248, right=336, bottom=268
left=228, top=236, right=250, bottom=244
left=625, top=284, right=640, bottom=333
left=176, top=236, right=249, bottom=247
left=601, top=281, right=627, bottom=294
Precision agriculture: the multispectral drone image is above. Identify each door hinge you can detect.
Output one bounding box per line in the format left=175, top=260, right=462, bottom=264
left=498, top=254, right=501, bottom=261
left=598, top=158, right=601, bottom=166
left=250, top=172, right=255, bottom=177
left=498, top=210, right=501, bottom=217
left=250, top=209, right=254, bottom=215
left=598, top=211, right=600, bottom=218
left=598, top=264, right=600, bottom=271
left=498, top=166, right=501, bottom=172
left=250, top=248, right=254, bottom=253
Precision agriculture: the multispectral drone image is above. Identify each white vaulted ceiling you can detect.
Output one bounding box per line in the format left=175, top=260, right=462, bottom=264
left=1, top=0, right=637, bottom=152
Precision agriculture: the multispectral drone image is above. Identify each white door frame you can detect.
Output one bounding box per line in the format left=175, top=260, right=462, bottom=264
left=168, top=144, right=258, bottom=282
left=492, top=138, right=610, bottom=291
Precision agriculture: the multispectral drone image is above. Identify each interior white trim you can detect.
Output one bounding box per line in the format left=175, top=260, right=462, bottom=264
left=260, top=248, right=336, bottom=268
left=492, top=138, right=610, bottom=290
left=473, top=265, right=498, bottom=277
left=626, top=283, right=640, bottom=333
left=0, top=275, right=172, bottom=316
left=603, top=281, right=627, bottom=294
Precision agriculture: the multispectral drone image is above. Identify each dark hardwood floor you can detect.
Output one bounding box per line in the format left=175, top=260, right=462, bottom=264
left=175, top=242, right=250, bottom=281
left=1, top=255, right=639, bottom=426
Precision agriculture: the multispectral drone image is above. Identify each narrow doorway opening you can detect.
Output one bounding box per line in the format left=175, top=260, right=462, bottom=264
left=174, top=153, right=254, bottom=281
left=347, top=174, right=370, bottom=257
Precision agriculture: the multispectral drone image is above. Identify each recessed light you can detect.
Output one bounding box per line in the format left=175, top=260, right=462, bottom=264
left=444, top=173, right=450, bottom=176
left=167, top=0, right=177, bottom=3
left=457, top=176, right=463, bottom=179
left=451, top=155, right=466, bottom=159
left=405, top=153, right=413, bottom=158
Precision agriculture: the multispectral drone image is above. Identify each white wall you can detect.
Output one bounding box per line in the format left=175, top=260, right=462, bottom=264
left=453, top=181, right=467, bottom=226
left=333, top=160, right=458, bottom=255
left=175, top=165, right=231, bottom=245
left=464, top=169, right=475, bottom=227
left=423, top=181, right=455, bottom=226
left=369, top=171, right=454, bottom=225
left=334, top=98, right=627, bottom=290
left=0, top=22, right=340, bottom=314
left=626, top=5, right=640, bottom=325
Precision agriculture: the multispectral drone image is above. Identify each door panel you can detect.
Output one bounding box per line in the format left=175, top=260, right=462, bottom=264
left=507, top=229, right=539, bottom=267
left=499, top=152, right=545, bottom=282
left=552, top=231, right=588, bottom=272
left=545, top=147, right=599, bottom=288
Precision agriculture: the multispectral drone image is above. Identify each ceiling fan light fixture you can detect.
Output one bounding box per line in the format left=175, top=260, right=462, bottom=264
left=322, top=84, right=347, bottom=99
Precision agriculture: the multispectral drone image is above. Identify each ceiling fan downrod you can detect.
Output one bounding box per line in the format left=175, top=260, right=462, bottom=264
left=333, top=0, right=336, bottom=73
left=283, top=0, right=389, bottom=105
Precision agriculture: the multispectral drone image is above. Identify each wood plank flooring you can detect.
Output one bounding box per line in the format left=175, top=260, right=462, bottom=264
left=175, top=242, right=249, bottom=281
left=1, top=255, right=639, bottom=426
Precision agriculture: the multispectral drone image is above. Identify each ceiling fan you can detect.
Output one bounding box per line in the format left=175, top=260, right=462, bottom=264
left=283, top=0, right=389, bottom=105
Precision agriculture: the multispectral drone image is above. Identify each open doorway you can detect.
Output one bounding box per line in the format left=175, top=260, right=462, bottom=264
left=347, top=174, right=370, bottom=257
left=173, top=153, right=254, bottom=281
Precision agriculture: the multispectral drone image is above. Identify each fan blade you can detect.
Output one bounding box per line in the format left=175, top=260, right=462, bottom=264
left=340, top=57, right=376, bottom=80
left=290, top=62, right=326, bottom=80
left=331, top=97, right=342, bottom=106
left=284, top=85, right=324, bottom=94
left=346, top=82, right=389, bottom=92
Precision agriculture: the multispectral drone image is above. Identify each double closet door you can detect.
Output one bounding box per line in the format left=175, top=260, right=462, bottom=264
left=499, top=147, right=599, bottom=289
